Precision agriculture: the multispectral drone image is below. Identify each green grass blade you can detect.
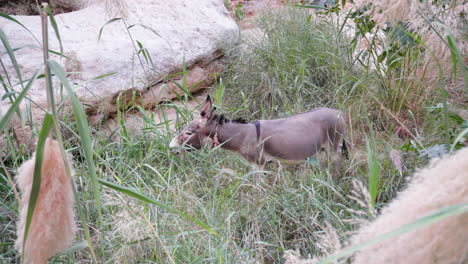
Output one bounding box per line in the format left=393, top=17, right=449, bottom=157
left=98, top=178, right=219, bottom=237
left=290, top=4, right=328, bottom=10
left=121, top=19, right=148, bottom=78
left=0, top=71, right=38, bottom=133
left=48, top=49, right=75, bottom=60
left=317, top=203, right=468, bottom=263
left=0, top=29, right=25, bottom=88
left=172, top=61, right=194, bottom=101
left=366, top=138, right=379, bottom=205
left=0, top=12, right=40, bottom=44
left=182, top=59, right=188, bottom=100
left=0, top=57, right=21, bottom=118
left=213, top=78, right=225, bottom=107
left=446, top=35, right=458, bottom=77
left=90, top=72, right=117, bottom=81
left=136, top=40, right=148, bottom=62
left=97, top=18, right=122, bottom=44
left=47, top=60, right=102, bottom=218
left=0, top=57, right=13, bottom=88
left=52, top=240, right=88, bottom=258
left=11, top=44, right=40, bottom=52
left=365, top=118, right=379, bottom=205
left=450, top=128, right=468, bottom=153
left=21, top=113, right=54, bottom=260
left=70, top=178, right=98, bottom=262
left=173, top=80, right=195, bottom=100
left=445, top=31, right=467, bottom=92
left=432, top=21, right=467, bottom=90
left=98, top=179, right=171, bottom=209
left=43, top=4, right=63, bottom=53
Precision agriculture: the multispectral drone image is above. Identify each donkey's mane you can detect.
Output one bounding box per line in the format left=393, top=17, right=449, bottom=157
left=211, top=114, right=248, bottom=125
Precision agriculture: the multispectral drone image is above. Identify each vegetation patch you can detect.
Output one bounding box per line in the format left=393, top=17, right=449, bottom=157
left=0, top=2, right=466, bottom=264
left=0, top=0, right=78, bottom=15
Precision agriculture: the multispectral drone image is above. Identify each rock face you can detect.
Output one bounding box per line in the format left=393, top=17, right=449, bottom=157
left=0, top=0, right=239, bottom=125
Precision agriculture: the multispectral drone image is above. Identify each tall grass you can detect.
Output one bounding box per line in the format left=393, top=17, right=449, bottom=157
left=223, top=8, right=359, bottom=119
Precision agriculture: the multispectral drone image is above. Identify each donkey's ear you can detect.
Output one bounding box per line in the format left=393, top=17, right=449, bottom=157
left=200, top=95, right=213, bottom=118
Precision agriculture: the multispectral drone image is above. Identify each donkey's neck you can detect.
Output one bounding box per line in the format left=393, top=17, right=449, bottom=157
left=212, top=122, right=255, bottom=151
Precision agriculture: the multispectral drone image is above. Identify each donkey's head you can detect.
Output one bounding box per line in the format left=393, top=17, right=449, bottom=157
left=169, top=96, right=216, bottom=150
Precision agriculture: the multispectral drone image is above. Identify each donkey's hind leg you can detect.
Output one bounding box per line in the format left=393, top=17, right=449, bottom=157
left=341, top=139, right=349, bottom=159
left=327, top=129, right=346, bottom=161
left=323, top=134, right=339, bottom=162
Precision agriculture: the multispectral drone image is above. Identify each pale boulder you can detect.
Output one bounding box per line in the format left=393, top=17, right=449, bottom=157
left=0, top=0, right=239, bottom=124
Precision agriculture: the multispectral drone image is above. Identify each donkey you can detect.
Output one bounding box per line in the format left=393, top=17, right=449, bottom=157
left=169, top=96, right=348, bottom=167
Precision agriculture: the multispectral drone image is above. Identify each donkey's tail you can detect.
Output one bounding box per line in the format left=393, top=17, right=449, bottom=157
left=342, top=139, right=349, bottom=159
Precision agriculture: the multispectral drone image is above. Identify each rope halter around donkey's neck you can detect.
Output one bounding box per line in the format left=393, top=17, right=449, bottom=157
left=212, top=123, right=220, bottom=147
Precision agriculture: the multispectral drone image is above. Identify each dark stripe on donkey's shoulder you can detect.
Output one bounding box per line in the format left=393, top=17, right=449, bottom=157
left=253, top=121, right=260, bottom=141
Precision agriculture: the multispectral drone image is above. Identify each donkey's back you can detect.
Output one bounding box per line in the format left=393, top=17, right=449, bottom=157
left=256, top=107, right=346, bottom=162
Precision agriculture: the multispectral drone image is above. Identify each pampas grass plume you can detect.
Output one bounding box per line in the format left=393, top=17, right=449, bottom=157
left=15, top=138, right=76, bottom=264
left=352, top=147, right=468, bottom=263
left=283, top=148, right=467, bottom=263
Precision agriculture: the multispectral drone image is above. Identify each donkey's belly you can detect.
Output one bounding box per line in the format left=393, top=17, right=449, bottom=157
left=264, top=154, right=306, bottom=165
left=262, top=133, right=324, bottom=161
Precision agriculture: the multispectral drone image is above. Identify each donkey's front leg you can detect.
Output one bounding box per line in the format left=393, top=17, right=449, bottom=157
left=248, top=163, right=266, bottom=185
left=241, top=151, right=266, bottom=186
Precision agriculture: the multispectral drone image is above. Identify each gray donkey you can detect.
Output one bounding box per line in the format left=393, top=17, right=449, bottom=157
left=170, top=96, right=348, bottom=167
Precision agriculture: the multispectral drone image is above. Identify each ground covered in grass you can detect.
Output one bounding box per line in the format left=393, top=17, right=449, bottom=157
left=1, top=5, right=466, bottom=264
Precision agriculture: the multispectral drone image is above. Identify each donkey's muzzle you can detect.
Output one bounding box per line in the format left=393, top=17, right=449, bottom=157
left=169, top=137, right=180, bottom=148
left=169, top=137, right=198, bottom=153
left=169, top=137, right=182, bottom=154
